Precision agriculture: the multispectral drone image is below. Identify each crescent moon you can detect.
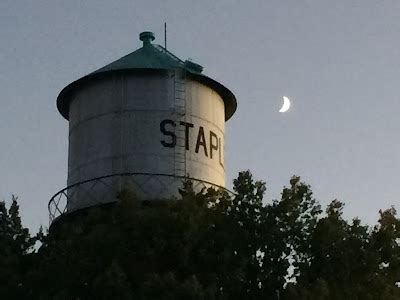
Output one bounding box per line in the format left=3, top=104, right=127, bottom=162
left=279, top=96, right=291, bottom=113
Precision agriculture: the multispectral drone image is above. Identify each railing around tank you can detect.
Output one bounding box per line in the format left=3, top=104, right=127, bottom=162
left=48, top=173, right=234, bottom=224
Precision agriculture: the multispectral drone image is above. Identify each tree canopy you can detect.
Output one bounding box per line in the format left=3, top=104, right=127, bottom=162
left=1, top=172, right=399, bottom=299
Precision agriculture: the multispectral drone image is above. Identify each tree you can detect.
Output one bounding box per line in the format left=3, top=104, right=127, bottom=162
left=27, top=172, right=272, bottom=298
left=1, top=172, right=400, bottom=299
left=283, top=201, right=400, bottom=300
left=269, top=176, right=321, bottom=290
left=0, top=196, right=34, bottom=299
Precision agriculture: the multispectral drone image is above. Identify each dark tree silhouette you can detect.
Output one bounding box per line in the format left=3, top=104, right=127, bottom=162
left=1, top=172, right=399, bottom=299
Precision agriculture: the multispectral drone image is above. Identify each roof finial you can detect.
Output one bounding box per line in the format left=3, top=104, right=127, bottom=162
left=139, top=31, right=155, bottom=47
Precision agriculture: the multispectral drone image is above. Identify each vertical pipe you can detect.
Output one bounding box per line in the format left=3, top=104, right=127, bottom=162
left=164, top=22, right=167, bottom=50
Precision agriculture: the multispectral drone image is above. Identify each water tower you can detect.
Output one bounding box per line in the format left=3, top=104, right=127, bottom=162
left=49, top=31, right=237, bottom=222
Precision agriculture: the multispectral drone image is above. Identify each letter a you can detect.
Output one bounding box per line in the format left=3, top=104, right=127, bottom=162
left=195, top=126, right=208, bottom=157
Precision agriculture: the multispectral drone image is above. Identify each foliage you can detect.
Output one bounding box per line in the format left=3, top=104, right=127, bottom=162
left=0, top=196, right=36, bottom=299
left=1, top=172, right=400, bottom=299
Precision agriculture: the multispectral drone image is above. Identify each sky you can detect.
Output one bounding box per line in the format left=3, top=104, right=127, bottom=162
left=1, top=0, right=400, bottom=231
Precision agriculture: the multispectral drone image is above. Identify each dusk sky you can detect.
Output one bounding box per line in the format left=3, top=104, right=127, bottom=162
left=1, top=0, right=400, bottom=231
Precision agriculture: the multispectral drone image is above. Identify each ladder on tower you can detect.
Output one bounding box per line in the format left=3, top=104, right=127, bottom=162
left=173, top=68, right=187, bottom=178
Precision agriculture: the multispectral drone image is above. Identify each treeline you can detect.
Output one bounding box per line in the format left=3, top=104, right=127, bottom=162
left=1, top=171, right=399, bottom=299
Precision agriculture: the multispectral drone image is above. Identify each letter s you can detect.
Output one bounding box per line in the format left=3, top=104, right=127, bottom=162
left=160, top=119, right=176, bottom=148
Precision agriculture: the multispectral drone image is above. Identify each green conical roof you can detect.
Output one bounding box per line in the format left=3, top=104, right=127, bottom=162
left=91, top=32, right=193, bottom=74
left=57, top=31, right=236, bottom=120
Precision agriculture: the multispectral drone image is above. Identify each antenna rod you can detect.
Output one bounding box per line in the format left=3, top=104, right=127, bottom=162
left=164, top=22, right=167, bottom=50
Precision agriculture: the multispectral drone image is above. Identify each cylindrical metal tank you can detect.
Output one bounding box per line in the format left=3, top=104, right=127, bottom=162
left=54, top=31, right=237, bottom=213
